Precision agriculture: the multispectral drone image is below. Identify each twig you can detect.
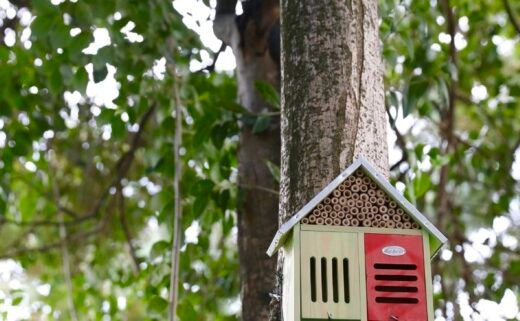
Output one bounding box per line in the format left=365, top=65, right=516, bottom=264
left=195, top=42, right=227, bottom=73
left=52, top=168, right=79, bottom=321
left=503, top=0, right=520, bottom=35
left=385, top=104, right=409, bottom=182
left=167, top=40, right=183, bottom=321
left=118, top=188, right=140, bottom=274
left=239, top=183, right=279, bottom=195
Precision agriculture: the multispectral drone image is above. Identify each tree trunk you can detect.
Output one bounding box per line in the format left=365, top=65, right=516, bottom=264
left=214, top=1, right=280, bottom=320
left=274, top=0, right=389, bottom=318
left=279, top=0, right=389, bottom=223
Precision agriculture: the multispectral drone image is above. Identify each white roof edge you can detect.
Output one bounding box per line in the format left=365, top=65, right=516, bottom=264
left=266, top=156, right=448, bottom=257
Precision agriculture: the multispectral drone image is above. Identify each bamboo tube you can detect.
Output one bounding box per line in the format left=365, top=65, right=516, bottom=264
left=337, top=211, right=345, bottom=219
left=342, top=218, right=351, bottom=226
left=361, top=207, right=370, bottom=214
left=391, top=215, right=401, bottom=222
left=343, top=207, right=350, bottom=214
left=396, top=208, right=405, bottom=215
left=357, top=213, right=366, bottom=221
left=347, top=175, right=356, bottom=183
left=374, top=214, right=382, bottom=221
left=339, top=198, right=347, bottom=205
left=350, top=207, right=359, bottom=215
left=324, top=205, right=333, bottom=212
left=376, top=197, right=385, bottom=206
left=370, top=206, right=379, bottom=214
left=386, top=221, right=395, bottom=228
left=355, top=178, right=363, bottom=185
left=325, top=217, right=333, bottom=225
left=330, top=211, right=338, bottom=219
left=355, top=200, right=364, bottom=208
left=347, top=199, right=356, bottom=208
left=362, top=218, right=372, bottom=227
left=312, top=209, right=320, bottom=216
left=351, top=218, right=360, bottom=226
left=369, top=196, right=378, bottom=204
left=308, top=215, right=317, bottom=223
left=351, top=192, right=359, bottom=200
left=403, top=222, right=412, bottom=229
left=317, top=204, right=324, bottom=210
left=301, top=218, right=309, bottom=224
left=360, top=194, right=369, bottom=202
left=387, top=208, right=396, bottom=216
left=343, top=180, right=352, bottom=188
left=376, top=190, right=385, bottom=198
left=411, top=222, right=420, bottom=229
left=333, top=218, right=342, bottom=225
left=351, top=184, right=360, bottom=192
left=379, top=206, right=388, bottom=213
left=331, top=197, right=339, bottom=204
left=316, top=217, right=325, bottom=225
left=355, top=171, right=363, bottom=177
left=389, top=201, right=397, bottom=208
left=343, top=190, right=352, bottom=198
left=369, top=182, right=377, bottom=189
left=333, top=204, right=342, bottom=212
left=359, top=184, right=368, bottom=193
left=333, top=190, right=342, bottom=198
left=382, top=214, right=390, bottom=221
left=384, top=196, right=391, bottom=203
left=396, top=221, right=404, bottom=229
left=362, top=176, right=371, bottom=185
left=338, top=184, right=346, bottom=192
left=368, top=189, right=376, bottom=197
left=402, top=215, right=411, bottom=222
left=345, top=214, right=354, bottom=220
left=378, top=221, right=385, bottom=228
left=366, top=213, right=375, bottom=220
left=324, top=198, right=331, bottom=205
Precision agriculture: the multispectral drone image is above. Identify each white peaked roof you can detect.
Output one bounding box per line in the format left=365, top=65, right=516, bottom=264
left=266, top=156, right=448, bottom=258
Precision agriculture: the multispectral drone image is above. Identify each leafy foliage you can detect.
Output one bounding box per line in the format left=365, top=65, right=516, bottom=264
left=381, top=0, right=520, bottom=319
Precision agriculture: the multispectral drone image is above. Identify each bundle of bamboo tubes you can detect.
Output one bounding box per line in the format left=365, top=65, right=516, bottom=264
left=300, top=170, right=421, bottom=230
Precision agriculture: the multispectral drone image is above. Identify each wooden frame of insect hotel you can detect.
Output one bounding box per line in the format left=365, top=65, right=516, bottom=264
left=267, top=157, right=447, bottom=321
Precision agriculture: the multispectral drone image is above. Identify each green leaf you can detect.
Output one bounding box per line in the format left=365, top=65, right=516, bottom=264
left=11, top=296, right=23, bottom=306
left=413, top=172, right=431, bottom=199
left=265, top=160, right=280, bottom=183
left=147, top=296, right=168, bottom=317
left=93, top=64, right=108, bottom=83
left=403, top=77, right=429, bottom=117
left=252, top=115, right=270, bottom=134
left=254, top=81, right=280, bottom=110
left=150, top=241, right=170, bottom=261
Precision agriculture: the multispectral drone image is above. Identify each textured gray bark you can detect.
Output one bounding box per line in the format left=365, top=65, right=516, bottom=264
left=279, top=0, right=389, bottom=224
left=214, top=1, right=280, bottom=320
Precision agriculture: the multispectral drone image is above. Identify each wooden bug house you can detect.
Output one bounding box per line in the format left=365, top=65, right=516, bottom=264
left=267, top=157, right=447, bottom=321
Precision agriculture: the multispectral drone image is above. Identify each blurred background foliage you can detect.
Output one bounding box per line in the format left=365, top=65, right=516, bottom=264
left=0, top=0, right=518, bottom=320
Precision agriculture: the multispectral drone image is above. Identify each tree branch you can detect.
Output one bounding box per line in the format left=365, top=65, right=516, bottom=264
left=503, top=0, right=520, bottom=35
left=118, top=188, right=140, bottom=274
left=195, top=42, right=227, bottom=73
left=167, top=39, right=184, bottom=321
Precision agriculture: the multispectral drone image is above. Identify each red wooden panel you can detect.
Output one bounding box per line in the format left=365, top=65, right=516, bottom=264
left=365, top=233, right=427, bottom=321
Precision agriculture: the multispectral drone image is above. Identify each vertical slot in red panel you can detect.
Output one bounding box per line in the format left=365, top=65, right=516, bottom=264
left=365, top=233, right=427, bottom=321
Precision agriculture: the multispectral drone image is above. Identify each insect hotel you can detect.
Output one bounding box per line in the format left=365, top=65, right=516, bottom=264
left=267, top=157, right=447, bottom=321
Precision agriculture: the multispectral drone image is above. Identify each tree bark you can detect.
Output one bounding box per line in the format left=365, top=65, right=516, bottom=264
left=214, top=1, right=281, bottom=320
left=274, top=0, right=388, bottom=318
left=279, top=0, right=389, bottom=223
